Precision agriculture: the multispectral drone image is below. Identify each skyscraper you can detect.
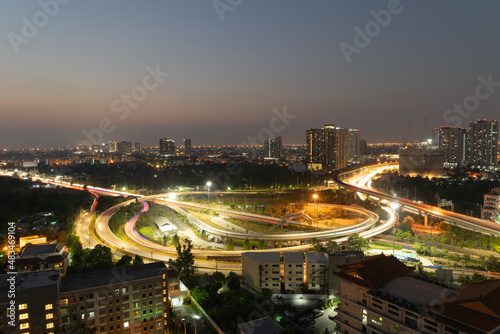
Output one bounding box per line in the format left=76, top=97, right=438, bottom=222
left=435, top=126, right=467, bottom=168
left=134, top=142, right=142, bottom=152
left=347, top=129, right=361, bottom=162
left=183, top=138, right=191, bottom=156
left=307, top=125, right=347, bottom=174
left=467, top=119, right=498, bottom=169
left=264, top=136, right=282, bottom=160
left=159, top=137, right=176, bottom=156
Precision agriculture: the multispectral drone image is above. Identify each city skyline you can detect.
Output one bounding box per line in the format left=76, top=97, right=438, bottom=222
left=1, top=1, right=500, bottom=148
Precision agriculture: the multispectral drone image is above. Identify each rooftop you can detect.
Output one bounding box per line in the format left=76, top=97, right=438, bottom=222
left=61, top=262, right=174, bottom=292
left=0, top=270, right=61, bottom=302
left=306, top=252, right=328, bottom=264
left=242, top=252, right=280, bottom=264
left=238, top=316, right=283, bottom=334
left=334, top=254, right=414, bottom=289
left=378, top=276, right=454, bottom=306
left=20, top=243, right=63, bottom=257
left=430, top=279, right=500, bottom=334
left=284, top=252, right=303, bottom=263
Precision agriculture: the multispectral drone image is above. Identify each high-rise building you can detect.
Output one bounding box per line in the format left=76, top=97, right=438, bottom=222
left=264, top=136, right=282, bottom=160
left=159, top=138, right=176, bottom=156
left=183, top=138, right=191, bottom=156
left=307, top=125, right=347, bottom=174
left=0, top=262, right=181, bottom=334
left=434, top=126, right=467, bottom=168
left=107, top=140, right=118, bottom=153
left=347, top=129, right=361, bottom=162
left=116, top=141, right=132, bottom=153
left=467, top=119, right=498, bottom=169
left=134, top=142, right=142, bottom=152
left=283, top=252, right=304, bottom=293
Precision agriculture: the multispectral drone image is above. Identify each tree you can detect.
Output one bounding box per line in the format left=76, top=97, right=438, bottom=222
left=116, top=254, right=132, bottom=267
left=170, top=241, right=195, bottom=284
left=311, top=239, right=327, bottom=253
left=242, top=238, right=251, bottom=250
left=211, top=271, right=226, bottom=285
left=326, top=240, right=339, bottom=252
left=258, top=239, right=267, bottom=249
left=226, top=238, right=234, bottom=251
left=227, top=272, right=240, bottom=291
left=347, top=233, right=370, bottom=251
left=172, top=234, right=180, bottom=247
left=133, top=255, right=144, bottom=266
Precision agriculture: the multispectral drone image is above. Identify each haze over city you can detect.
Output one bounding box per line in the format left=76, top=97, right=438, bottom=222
left=1, top=1, right=500, bottom=149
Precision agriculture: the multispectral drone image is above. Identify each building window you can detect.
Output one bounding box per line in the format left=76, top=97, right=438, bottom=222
left=45, top=304, right=53, bottom=310
left=46, top=322, right=54, bottom=329
left=46, top=313, right=54, bottom=319
left=20, top=323, right=29, bottom=329
left=19, top=304, right=28, bottom=310
left=20, top=313, right=28, bottom=320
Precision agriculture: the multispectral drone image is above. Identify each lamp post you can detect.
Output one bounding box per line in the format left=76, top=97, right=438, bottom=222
left=313, top=194, right=318, bottom=230
left=206, top=181, right=212, bottom=207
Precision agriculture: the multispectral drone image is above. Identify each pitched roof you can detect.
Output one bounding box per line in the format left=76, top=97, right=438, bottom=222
left=429, top=279, right=500, bottom=333
left=238, top=316, right=283, bottom=334
left=21, top=244, right=63, bottom=256
left=334, top=254, right=414, bottom=289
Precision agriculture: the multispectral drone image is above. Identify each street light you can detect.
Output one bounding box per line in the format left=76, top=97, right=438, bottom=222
left=206, top=181, right=212, bottom=207
left=313, top=194, right=318, bottom=230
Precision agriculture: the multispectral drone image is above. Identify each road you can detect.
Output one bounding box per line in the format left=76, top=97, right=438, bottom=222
left=334, top=164, right=500, bottom=236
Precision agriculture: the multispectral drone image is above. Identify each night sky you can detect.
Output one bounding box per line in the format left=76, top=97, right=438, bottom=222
left=1, top=1, right=500, bottom=148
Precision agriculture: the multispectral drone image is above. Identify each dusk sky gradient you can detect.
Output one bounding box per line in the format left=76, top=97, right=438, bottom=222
left=1, top=1, right=500, bottom=148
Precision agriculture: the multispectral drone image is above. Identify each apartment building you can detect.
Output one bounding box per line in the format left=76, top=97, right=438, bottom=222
left=481, top=187, right=500, bottom=223
left=333, top=254, right=500, bottom=334
left=283, top=252, right=304, bottom=293
left=305, top=252, right=328, bottom=292
left=0, top=262, right=180, bottom=334
left=15, top=243, right=69, bottom=274
left=242, top=252, right=281, bottom=293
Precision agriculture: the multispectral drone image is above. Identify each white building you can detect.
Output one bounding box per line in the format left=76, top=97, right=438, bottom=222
left=283, top=252, right=304, bottom=293
left=305, top=252, right=328, bottom=292
left=242, top=252, right=281, bottom=293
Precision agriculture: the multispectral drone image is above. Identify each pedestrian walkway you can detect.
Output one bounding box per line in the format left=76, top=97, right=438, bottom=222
left=174, top=304, right=214, bottom=334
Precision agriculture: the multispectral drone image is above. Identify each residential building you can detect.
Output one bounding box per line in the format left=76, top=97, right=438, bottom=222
left=159, top=138, right=176, bottom=156
left=134, top=142, right=143, bottom=152
left=467, top=119, right=498, bottom=169
left=238, top=316, right=283, bottom=334
left=241, top=252, right=281, bottom=293
left=116, top=141, right=132, bottom=153
left=0, top=262, right=180, bottom=334
left=482, top=187, right=500, bottom=223
left=434, top=126, right=467, bottom=168
left=183, top=138, right=192, bottom=156
left=327, top=250, right=363, bottom=294
left=333, top=254, right=500, bottom=334
left=399, top=143, right=445, bottom=178
left=307, top=124, right=347, bottom=174
left=264, top=136, right=282, bottom=160
left=15, top=243, right=69, bottom=275
left=283, top=252, right=304, bottom=293
left=347, top=129, right=361, bottom=162
left=305, top=252, right=328, bottom=292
